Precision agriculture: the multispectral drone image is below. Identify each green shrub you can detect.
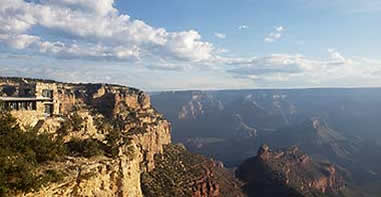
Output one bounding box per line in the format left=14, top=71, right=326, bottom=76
left=92, top=116, right=124, bottom=158
left=0, top=101, right=5, bottom=112
left=0, top=106, right=133, bottom=196
left=93, top=116, right=105, bottom=131
left=57, top=112, right=85, bottom=135
left=71, top=112, right=84, bottom=131
left=0, top=110, right=18, bottom=135
left=0, top=111, right=67, bottom=196
left=66, top=138, right=104, bottom=158
left=105, top=129, right=122, bottom=158
left=57, top=119, right=71, bottom=135
left=37, top=170, right=65, bottom=186
left=26, top=131, right=67, bottom=163
left=65, top=130, right=126, bottom=159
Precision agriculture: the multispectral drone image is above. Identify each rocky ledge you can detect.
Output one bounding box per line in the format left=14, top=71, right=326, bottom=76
left=0, top=78, right=171, bottom=197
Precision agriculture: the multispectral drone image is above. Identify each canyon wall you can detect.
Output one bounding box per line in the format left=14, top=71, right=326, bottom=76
left=0, top=78, right=171, bottom=197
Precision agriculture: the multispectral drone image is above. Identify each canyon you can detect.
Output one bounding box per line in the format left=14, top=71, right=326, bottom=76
left=0, top=77, right=367, bottom=196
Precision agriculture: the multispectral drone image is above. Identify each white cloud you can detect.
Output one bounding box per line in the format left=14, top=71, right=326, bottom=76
left=0, top=34, right=40, bottom=49
left=265, top=26, right=285, bottom=43
left=327, top=48, right=352, bottom=64
left=146, top=63, right=191, bottom=72
left=228, top=50, right=381, bottom=87
left=38, top=41, right=141, bottom=61
left=1, top=0, right=381, bottom=89
left=214, top=32, right=226, bottom=39
left=265, top=33, right=281, bottom=43
left=164, top=30, right=214, bottom=62
left=40, top=0, right=117, bottom=16
left=275, top=26, right=284, bottom=32
left=238, top=25, right=249, bottom=30
left=0, top=0, right=217, bottom=65
left=215, top=48, right=230, bottom=54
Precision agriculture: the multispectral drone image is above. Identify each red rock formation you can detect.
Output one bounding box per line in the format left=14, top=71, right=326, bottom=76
left=237, top=144, right=345, bottom=197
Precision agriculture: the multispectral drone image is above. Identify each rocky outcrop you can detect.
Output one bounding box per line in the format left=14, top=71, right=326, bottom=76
left=141, top=144, right=246, bottom=197
left=2, top=78, right=247, bottom=197
left=24, top=143, right=144, bottom=197
left=232, top=114, right=257, bottom=138
left=178, top=92, right=224, bottom=120
left=0, top=78, right=171, bottom=197
left=237, top=144, right=345, bottom=197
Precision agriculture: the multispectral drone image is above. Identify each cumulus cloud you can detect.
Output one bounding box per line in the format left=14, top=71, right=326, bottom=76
left=265, top=26, right=285, bottom=43
left=227, top=50, right=381, bottom=86
left=163, top=30, right=214, bottom=62
left=275, top=26, right=284, bottom=32
left=40, top=0, right=117, bottom=16
left=214, top=32, right=226, bottom=39
left=1, top=34, right=40, bottom=49
left=327, top=48, right=353, bottom=64
left=0, top=0, right=216, bottom=66
left=1, top=0, right=381, bottom=89
left=238, top=25, right=249, bottom=30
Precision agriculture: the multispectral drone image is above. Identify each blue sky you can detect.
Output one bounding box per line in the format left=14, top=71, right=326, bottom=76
left=119, top=0, right=381, bottom=57
left=1, top=0, right=381, bottom=90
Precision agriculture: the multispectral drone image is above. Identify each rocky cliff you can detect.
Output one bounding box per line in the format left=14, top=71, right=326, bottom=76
left=237, top=144, right=346, bottom=197
left=1, top=77, right=247, bottom=197
left=177, top=92, right=224, bottom=120
left=0, top=78, right=172, bottom=197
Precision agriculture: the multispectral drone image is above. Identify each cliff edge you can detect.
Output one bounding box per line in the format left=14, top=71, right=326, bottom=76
left=1, top=77, right=171, bottom=197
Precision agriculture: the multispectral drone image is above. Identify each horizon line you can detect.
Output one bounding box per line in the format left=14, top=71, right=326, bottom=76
left=2, top=75, right=381, bottom=92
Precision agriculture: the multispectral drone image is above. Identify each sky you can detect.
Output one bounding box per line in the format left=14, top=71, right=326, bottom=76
left=0, top=0, right=381, bottom=91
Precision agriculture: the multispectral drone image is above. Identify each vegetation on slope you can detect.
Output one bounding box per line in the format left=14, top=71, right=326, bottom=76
left=0, top=105, right=125, bottom=196
left=141, top=144, right=245, bottom=197
left=0, top=107, right=66, bottom=195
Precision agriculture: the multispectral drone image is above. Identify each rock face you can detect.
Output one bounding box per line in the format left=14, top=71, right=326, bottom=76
left=177, top=92, right=224, bottom=120
left=0, top=78, right=171, bottom=197
left=236, top=145, right=345, bottom=197
left=24, top=149, right=144, bottom=197
left=1, top=77, right=248, bottom=197
left=267, top=117, right=359, bottom=166
left=141, top=144, right=246, bottom=197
